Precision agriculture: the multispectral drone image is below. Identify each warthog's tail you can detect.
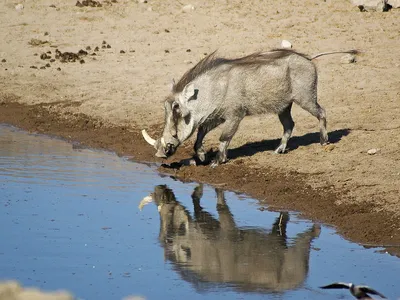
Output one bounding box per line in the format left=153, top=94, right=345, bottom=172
left=310, top=50, right=360, bottom=60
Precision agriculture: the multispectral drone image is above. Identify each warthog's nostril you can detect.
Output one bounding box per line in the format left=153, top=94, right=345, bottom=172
left=166, top=143, right=175, bottom=156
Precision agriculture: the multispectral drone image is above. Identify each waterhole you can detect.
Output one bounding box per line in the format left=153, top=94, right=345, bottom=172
left=0, top=125, right=398, bottom=299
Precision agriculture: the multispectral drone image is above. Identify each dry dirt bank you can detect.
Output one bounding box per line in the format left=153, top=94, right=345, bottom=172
left=0, top=0, right=399, bottom=251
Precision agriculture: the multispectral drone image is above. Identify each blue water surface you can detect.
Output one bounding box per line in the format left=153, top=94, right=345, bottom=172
left=0, top=125, right=398, bottom=300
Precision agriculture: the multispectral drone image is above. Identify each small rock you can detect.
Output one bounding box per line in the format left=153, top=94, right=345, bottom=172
left=15, top=3, right=24, bottom=11
left=186, top=49, right=191, bottom=52
left=94, top=46, right=99, bottom=51
left=182, top=4, right=195, bottom=12
left=138, top=0, right=148, bottom=3
left=78, top=49, right=88, bottom=55
left=341, top=54, right=357, bottom=64
left=281, top=40, right=292, bottom=49
left=80, top=59, right=85, bottom=64
left=102, top=40, right=107, bottom=45
left=106, top=44, right=111, bottom=48
left=50, top=59, right=55, bottom=62
left=57, top=67, right=61, bottom=71
left=1, top=59, right=6, bottom=63
left=86, top=46, right=91, bottom=50
left=40, top=66, right=46, bottom=70
left=164, top=49, right=170, bottom=53
left=367, top=148, right=380, bottom=155
left=49, top=4, right=56, bottom=8
left=44, top=32, right=49, bottom=36
left=28, top=39, right=48, bottom=46
left=120, top=50, right=125, bottom=53
left=30, top=66, right=38, bottom=69
left=351, top=0, right=389, bottom=11
left=45, top=63, right=51, bottom=67
left=40, top=53, right=49, bottom=60
left=388, top=0, right=400, bottom=7
left=164, top=29, right=170, bottom=33
left=324, top=144, right=336, bottom=152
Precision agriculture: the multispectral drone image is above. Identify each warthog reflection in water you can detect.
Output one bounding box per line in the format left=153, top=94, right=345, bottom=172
left=141, top=184, right=321, bottom=293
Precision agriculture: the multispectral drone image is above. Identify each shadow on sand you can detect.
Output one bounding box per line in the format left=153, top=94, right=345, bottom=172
left=228, top=128, right=351, bottom=160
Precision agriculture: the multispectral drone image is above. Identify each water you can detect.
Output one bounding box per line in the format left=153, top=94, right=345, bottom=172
left=0, top=124, right=398, bottom=300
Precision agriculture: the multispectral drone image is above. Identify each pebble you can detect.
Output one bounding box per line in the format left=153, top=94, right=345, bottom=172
left=182, top=4, right=195, bottom=12
left=367, top=148, right=380, bottom=155
left=15, top=3, right=24, bottom=11
left=341, top=54, right=357, bottom=64
left=281, top=40, right=292, bottom=49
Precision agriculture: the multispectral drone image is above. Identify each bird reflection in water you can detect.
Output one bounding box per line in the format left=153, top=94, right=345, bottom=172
left=140, top=184, right=321, bottom=293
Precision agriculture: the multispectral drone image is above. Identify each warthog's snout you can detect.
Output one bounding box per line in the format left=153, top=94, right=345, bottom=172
left=142, top=129, right=176, bottom=158
left=165, top=143, right=176, bottom=157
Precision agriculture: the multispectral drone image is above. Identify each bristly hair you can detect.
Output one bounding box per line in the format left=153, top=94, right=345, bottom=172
left=172, top=49, right=309, bottom=93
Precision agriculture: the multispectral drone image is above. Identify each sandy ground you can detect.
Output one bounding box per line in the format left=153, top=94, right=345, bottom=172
left=0, top=0, right=399, bottom=251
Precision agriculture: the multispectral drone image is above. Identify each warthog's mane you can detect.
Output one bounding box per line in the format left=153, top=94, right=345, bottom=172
left=172, top=49, right=310, bottom=94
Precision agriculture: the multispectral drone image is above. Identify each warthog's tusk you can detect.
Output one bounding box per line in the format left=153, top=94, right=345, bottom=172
left=142, top=129, right=156, bottom=146
left=139, top=195, right=153, bottom=211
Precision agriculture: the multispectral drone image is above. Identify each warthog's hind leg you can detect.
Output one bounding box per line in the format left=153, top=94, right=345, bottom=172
left=275, top=104, right=295, bottom=154
left=296, top=97, right=329, bottom=145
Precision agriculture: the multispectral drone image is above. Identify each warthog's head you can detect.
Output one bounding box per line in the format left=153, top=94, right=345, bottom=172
left=142, top=82, right=198, bottom=158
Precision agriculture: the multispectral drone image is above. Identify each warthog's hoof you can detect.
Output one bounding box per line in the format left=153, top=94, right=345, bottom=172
left=210, top=160, right=219, bottom=168
left=274, top=144, right=287, bottom=154
left=189, top=158, right=197, bottom=166
left=197, top=151, right=206, bottom=163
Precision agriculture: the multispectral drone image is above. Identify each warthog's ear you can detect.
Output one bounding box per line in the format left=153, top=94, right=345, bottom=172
left=182, top=83, right=199, bottom=102
left=176, top=83, right=198, bottom=119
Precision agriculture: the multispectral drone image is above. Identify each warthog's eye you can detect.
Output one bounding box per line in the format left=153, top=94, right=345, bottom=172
left=172, top=102, right=181, bottom=122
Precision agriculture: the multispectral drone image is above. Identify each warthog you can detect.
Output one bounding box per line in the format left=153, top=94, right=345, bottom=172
left=140, top=184, right=321, bottom=292
left=142, top=48, right=358, bottom=166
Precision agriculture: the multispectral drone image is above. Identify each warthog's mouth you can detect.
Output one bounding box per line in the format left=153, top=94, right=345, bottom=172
left=142, top=129, right=178, bottom=158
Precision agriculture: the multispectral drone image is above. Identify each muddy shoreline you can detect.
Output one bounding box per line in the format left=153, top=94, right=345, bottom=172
left=1, top=100, right=399, bottom=255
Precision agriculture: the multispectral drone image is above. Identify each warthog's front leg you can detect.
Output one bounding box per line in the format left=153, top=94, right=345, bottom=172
left=192, top=121, right=223, bottom=166
left=211, top=114, right=244, bottom=168
left=193, top=125, right=209, bottom=163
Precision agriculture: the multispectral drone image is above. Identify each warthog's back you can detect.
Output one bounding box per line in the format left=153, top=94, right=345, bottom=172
left=185, top=50, right=317, bottom=117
